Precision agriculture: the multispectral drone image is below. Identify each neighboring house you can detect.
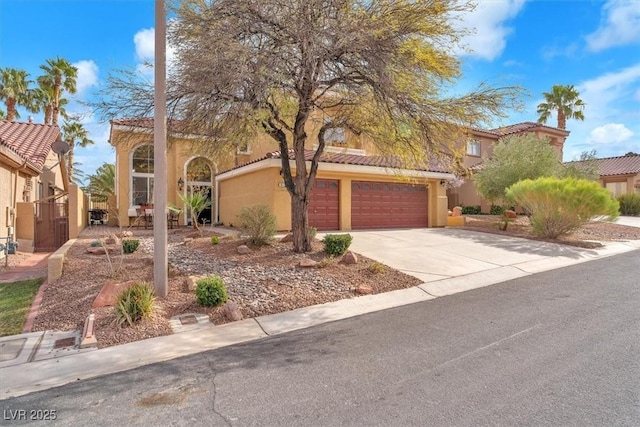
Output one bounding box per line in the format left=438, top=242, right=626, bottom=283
left=567, top=152, right=640, bottom=197
left=110, top=117, right=454, bottom=231
left=0, top=119, right=72, bottom=254
left=447, top=122, right=570, bottom=211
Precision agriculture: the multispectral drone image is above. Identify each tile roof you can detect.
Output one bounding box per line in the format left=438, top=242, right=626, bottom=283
left=223, top=149, right=452, bottom=174
left=0, top=120, right=60, bottom=169
left=575, top=153, right=640, bottom=176
left=111, top=117, right=193, bottom=134
left=488, top=121, right=570, bottom=137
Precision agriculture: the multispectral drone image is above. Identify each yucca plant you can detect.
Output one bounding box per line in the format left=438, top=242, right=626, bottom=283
left=114, top=283, right=155, bottom=327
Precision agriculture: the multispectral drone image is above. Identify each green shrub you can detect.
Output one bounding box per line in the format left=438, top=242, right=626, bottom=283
left=114, top=283, right=155, bottom=327
left=489, top=205, right=504, bottom=216
left=90, top=239, right=103, bottom=247
left=211, top=235, right=220, bottom=245
left=323, top=234, right=353, bottom=256
left=618, top=193, right=640, bottom=216
left=461, top=205, right=481, bottom=215
left=195, top=276, right=229, bottom=307
left=237, top=205, right=277, bottom=246
left=506, top=177, right=619, bottom=239
left=122, top=239, right=140, bottom=254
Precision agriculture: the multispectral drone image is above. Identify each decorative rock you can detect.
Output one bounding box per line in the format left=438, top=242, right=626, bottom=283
left=504, top=210, right=517, bottom=219
left=298, top=258, right=318, bottom=268
left=104, top=234, right=120, bottom=245
left=342, top=251, right=358, bottom=265
left=187, top=275, right=205, bottom=292
left=92, top=280, right=137, bottom=308
left=183, top=237, right=194, bottom=245
left=452, top=206, right=462, bottom=217
left=280, top=233, right=293, bottom=243
left=121, top=230, right=133, bottom=238
left=87, top=246, right=107, bottom=255
left=223, top=301, right=243, bottom=321
left=355, top=285, right=373, bottom=295
left=237, top=245, right=252, bottom=254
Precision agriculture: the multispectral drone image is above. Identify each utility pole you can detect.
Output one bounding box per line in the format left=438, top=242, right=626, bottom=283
left=153, top=0, right=168, bottom=297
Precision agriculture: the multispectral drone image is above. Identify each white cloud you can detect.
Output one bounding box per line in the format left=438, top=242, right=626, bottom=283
left=72, top=60, right=99, bottom=96
left=577, top=63, right=640, bottom=120
left=134, top=28, right=156, bottom=62
left=587, top=123, right=634, bottom=144
left=133, top=26, right=177, bottom=79
left=454, top=0, right=526, bottom=61
left=585, top=0, right=640, bottom=52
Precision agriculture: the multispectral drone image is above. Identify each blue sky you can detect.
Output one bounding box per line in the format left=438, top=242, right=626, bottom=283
left=1, top=0, right=639, bottom=182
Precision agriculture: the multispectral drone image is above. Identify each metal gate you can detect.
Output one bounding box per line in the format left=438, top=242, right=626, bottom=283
left=34, top=202, right=69, bottom=252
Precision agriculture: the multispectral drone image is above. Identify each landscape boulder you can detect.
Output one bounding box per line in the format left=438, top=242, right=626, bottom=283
left=237, top=245, right=252, bottom=254
left=355, top=285, right=373, bottom=295
left=104, top=234, right=121, bottom=245
left=298, top=258, right=317, bottom=268
left=223, top=301, right=243, bottom=321
left=280, top=233, right=293, bottom=243
left=504, top=210, right=517, bottom=219
left=342, top=251, right=358, bottom=265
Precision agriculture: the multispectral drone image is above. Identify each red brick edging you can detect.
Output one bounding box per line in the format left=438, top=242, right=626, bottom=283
left=22, top=278, right=48, bottom=333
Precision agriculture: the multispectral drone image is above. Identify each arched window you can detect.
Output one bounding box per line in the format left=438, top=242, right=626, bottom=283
left=131, top=144, right=154, bottom=206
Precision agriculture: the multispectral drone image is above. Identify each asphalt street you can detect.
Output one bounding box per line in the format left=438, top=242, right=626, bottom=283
left=1, top=250, right=638, bottom=426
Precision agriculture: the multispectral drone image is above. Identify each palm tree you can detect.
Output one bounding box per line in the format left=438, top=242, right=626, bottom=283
left=0, top=67, right=32, bottom=121
left=536, top=85, right=585, bottom=130
left=85, top=163, right=116, bottom=198
left=38, top=57, right=77, bottom=125
left=62, top=117, right=94, bottom=181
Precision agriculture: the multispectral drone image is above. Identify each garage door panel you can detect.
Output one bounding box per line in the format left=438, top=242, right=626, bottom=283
left=352, top=181, right=427, bottom=229
left=308, top=179, right=340, bottom=231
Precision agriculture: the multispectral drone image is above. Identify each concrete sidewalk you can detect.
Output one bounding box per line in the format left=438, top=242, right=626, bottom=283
left=1, top=229, right=639, bottom=399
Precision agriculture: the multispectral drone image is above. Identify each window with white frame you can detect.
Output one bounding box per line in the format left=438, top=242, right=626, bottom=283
left=466, top=139, right=481, bottom=156
left=131, top=144, right=154, bottom=206
left=236, top=141, right=251, bottom=155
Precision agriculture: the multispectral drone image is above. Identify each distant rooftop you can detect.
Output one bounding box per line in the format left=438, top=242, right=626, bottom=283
left=0, top=120, right=60, bottom=169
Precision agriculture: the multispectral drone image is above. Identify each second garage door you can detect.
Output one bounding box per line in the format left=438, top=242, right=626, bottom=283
left=351, top=181, right=427, bottom=229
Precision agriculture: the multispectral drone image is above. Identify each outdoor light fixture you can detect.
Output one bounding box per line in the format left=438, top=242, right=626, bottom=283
left=440, top=179, right=446, bottom=187
left=178, top=177, right=184, bottom=191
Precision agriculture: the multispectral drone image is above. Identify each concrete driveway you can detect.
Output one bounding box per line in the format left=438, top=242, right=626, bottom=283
left=346, top=227, right=639, bottom=296
left=615, top=215, right=640, bottom=228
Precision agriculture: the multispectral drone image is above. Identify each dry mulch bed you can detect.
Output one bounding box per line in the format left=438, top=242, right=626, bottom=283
left=17, top=218, right=640, bottom=349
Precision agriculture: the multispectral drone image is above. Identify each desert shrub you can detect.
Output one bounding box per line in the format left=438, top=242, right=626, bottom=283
left=506, top=177, right=619, bottom=239
left=618, top=193, right=640, bottom=216
left=323, top=234, right=353, bottom=256
left=122, top=239, right=140, bottom=254
left=90, top=240, right=103, bottom=247
left=317, top=257, right=336, bottom=268
left=114, top=283, right=155, bottom=327
left=367, top=261, right=387, bottom=274
left=489, top=205, right=504, bottom=216
left=307, top=226, right=318, bottom=241
left=237, top=205, right=277, bottom=246
left=461, top=205, right=481, bottom=215
left=211, top=235, right=220, bottom=245
left=195, top=276, right=229, bottom=307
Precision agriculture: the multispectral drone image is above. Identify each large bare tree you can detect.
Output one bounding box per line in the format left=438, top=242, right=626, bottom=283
left=96, top=0, right=521, bottom=252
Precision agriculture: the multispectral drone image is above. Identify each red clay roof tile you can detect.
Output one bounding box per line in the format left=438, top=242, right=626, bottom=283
left=0, top=120, right=60, bottom=169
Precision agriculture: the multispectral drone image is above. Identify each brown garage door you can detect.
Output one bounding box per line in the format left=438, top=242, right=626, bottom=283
left=308, top=179, right=339, bottom=231
left=351, top=181, right=427, bottom=229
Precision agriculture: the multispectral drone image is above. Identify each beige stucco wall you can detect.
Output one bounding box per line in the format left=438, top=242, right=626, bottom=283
left=68, top=183, right=87, bottom=239
left=218, top=163, right=448, bottom=231
left=15, top=202, right=34, bottom=252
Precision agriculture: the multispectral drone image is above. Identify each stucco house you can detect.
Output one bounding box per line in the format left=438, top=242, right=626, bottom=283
left=0, top=119, right=71, bottom=255
left=109, top=117, right=454, bottom=231
left=566, top=152, right=640, bottom=197
left=446, top=122, right=570, bottom=211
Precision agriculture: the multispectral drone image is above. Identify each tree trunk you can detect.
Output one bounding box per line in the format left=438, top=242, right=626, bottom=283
left=6, top=98, right=16, bottom=121
left=291, top=191, right=312, bottom=252
left=557, top=110, right=566, bottom=130
left=67, top=140, right=75, bottom=182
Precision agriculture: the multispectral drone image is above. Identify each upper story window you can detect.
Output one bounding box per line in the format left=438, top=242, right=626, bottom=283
left=237, top=141, right=251, bottom=155
left=131, top=144, right=154, bottom=206
left=325, top=127, right=346, bottom=146
left=466, top=139, right=481, bottom=156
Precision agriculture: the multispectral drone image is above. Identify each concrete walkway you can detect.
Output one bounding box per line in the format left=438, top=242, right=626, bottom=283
left=1, top=224, right=639, bottom=399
